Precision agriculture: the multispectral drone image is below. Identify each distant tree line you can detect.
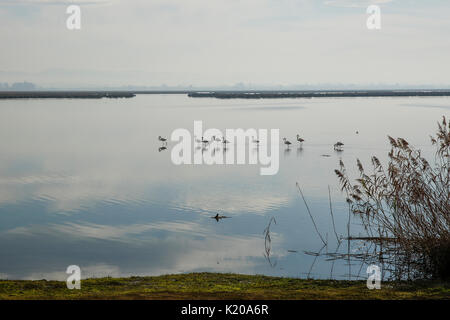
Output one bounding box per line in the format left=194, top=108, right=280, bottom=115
left=0, top=81, right=36, bottom=91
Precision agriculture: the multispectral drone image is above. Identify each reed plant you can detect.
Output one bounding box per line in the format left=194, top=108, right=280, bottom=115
left=335, top=117, right=449, bottom=280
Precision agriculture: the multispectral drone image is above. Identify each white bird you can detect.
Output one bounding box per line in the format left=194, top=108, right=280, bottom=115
left=283, top=138, right=292, bottom=147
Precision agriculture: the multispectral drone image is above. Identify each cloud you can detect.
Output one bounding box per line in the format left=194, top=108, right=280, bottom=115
left=5, top=220, right=209, bottom=242
left=0, top=0, right=112, bottom=5
left=324, top=0, right=393, bottom=7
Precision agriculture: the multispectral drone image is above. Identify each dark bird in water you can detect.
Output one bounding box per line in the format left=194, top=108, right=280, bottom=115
left=158, top=136, right=167, bottom=144
left=158, top=146, right=167, bottom=152
left=283, top=138, right=292, bottom=148
left=334, top=142, right=344, bottom=150
left=222, top=137, right=230, bottom=145
left=212, top=213, right=230, bottom=222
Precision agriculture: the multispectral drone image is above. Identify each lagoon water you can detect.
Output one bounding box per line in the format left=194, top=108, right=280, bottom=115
left=0, top=94, right=448, bottom=280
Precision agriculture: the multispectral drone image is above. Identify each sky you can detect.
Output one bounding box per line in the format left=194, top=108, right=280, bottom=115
left=0, top=0, right=450, bottom=88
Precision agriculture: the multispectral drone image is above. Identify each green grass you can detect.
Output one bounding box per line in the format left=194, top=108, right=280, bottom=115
left=1, top=273, right=450, bottom=300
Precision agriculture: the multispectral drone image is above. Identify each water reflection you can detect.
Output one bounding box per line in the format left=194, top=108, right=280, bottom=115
left=0, top=95, right=446, bottom=280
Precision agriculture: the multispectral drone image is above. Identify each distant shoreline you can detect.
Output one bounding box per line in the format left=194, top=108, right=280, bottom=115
left=0, top=91, right=136, bottom=99
left=186, top=90, right=450, bottom=99
left=2, top=90, right=450, bottom=100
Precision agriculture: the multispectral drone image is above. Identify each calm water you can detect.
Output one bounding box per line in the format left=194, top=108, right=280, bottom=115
left=0, top=95, right=448, bottom=280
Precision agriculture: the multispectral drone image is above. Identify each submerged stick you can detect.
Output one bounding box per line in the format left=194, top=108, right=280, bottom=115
left=328, top=185, right=341, bottom=245
left=296, top=182, right=327, bottom=246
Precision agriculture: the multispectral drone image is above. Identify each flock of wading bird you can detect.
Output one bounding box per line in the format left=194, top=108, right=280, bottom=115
left=158, top=134, right=346, bottom=152
left=157, top=133, right=348, bottom=220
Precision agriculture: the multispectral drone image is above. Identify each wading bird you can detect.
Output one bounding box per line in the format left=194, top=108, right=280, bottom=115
left=296, top=134, right=305, bottom=145
left=334, top=142, right=344, bottom=150
left=158, top=136, right=167, bottom=144
left=201, top=136, right=209, bottom=145
left=283, top=138, right=292, bottom=148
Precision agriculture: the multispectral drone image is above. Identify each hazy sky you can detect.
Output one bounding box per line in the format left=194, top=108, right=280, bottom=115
left=1, top=0, right=450, bottom=88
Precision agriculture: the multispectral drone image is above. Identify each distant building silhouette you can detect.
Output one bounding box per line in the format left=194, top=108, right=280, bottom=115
left=10, top=81, right=36, bottom=91
left=0, top=82, right=37, bottom=91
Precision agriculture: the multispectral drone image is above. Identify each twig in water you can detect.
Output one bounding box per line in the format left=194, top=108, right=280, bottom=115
left=328, top=185, right=341, bottom=245
left=263, top=217, right=277, bottom=267
left=296, top=182, right=327, bottom=246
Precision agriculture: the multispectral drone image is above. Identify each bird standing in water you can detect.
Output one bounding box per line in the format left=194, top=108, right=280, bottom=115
left=158, top=136, right=167, bottom=145
left=283, top=138, right=292, bottom=148
left=334, top=142, right=344, bottom=150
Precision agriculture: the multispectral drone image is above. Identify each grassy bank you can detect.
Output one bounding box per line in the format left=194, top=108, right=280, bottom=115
left=1, top=273, right=450, bottom=300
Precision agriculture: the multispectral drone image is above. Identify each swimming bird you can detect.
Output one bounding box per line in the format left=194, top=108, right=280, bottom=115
left=212, top=213, right=229, bottom=222
left=334, top=142, right=344, bottom=150
left=158, top=146, right=167, bottom=152
left=296, top=134, right=305, bottom=144
left=283, top=138, right=292, bottom=148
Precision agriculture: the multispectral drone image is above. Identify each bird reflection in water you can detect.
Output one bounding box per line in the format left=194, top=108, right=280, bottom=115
left=284, top=147, right=291, bottom=156
left=251, top=145, right=259, bottom=157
